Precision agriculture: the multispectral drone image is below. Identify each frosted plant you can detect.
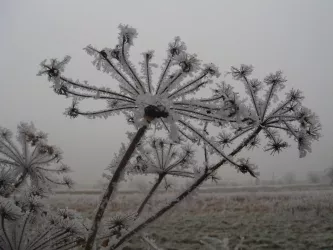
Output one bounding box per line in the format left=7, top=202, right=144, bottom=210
left=0, top=123, right=87, bottom=250
left=37, top=24, right=228, bottom=249
left=37, top=24, right=224, bottom=143
left=0, top=122, right=72, bottom=197
left=127, top=137, right=196, bottom=216
left=108, top=66, right=321, bottom=250
left=0, top=191, right=87, bottom=250
left=36, top=24, right=321, bottom=250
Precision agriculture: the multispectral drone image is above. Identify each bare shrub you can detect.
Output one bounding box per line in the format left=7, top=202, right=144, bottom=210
left=307, top=171, right=321, bottom=184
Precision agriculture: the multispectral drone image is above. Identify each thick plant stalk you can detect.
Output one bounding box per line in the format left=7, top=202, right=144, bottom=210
left=85, top=125, right=148, bottom=250
left=109, top=127, right=262, bottom=250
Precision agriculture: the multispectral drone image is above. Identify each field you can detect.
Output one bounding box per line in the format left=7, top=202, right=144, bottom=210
left=51, top=184, right=333, bottom=250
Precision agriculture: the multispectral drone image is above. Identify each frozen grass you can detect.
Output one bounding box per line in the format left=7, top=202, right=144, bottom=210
left=50, top=185, right=333, bottom=250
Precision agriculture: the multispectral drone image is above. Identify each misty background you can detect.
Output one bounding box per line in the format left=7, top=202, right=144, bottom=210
left=1, top=0, right=332, bottom=187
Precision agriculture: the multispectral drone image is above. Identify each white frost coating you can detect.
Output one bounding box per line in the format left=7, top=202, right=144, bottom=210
left=118, top=24, right=138, bottom=46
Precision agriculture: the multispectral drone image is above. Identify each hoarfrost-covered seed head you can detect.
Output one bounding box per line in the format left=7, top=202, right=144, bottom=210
left=264, top=70, right=286, bottom=85
left=118, top=24, right=138, bottom=46
left=175, top=52, right=201, bottom=74
left=230, top=64, right=253, bottom=80
left=237, top=158, right=259, bottom=178
left=203, top=63, right=220, bottom=77
left=168, top=36, right=186, bottom=57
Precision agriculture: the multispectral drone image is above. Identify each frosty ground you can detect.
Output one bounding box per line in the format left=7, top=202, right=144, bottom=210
left=51, top=184, right=333, bottom=250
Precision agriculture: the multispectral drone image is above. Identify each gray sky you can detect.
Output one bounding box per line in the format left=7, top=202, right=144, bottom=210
left=1, top=0, right=333, bottom=185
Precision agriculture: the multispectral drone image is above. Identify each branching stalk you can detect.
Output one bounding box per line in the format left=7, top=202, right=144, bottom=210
left=17, top=212, right=31, bottom=250
left=145, top=56, right=152, bottom=94
left=242, top=76, right=260, bottom=117
left=261, top=83, right=276, bottom=120
left=168, top=73, right=208, bottom=98
left=121, top=40, right=146, bottom=94
left=60, top=77, right=136, bottom=101
left=86, top=46, right=139, bottom=95
left=155, top=58, right=172, bottom=94
left=159, top=72, right=182, bottom=94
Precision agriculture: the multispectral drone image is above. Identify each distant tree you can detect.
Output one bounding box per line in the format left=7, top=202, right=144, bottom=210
left=36, top=24, right=322, bottom=250
left=307, top=171, right=321, bottom=184
left=283, top=172, right=296, bottom=184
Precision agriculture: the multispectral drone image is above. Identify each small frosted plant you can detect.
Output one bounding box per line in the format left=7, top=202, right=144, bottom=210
left=37, top=24, right=321, bottom=250
left=0, top=122, right=73, bottom=196
left=127, top=137, right=197, bottom=216
left=0, top=191, right=87, bottom=250
left=0, top=123, right=86, bottom=250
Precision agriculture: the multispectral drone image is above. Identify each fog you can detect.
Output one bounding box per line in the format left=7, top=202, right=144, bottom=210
left=1, top=0, right=332, bottom=186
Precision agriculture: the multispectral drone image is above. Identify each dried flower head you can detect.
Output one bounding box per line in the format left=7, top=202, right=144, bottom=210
left=264, top=71, right=286, bottom=86
left=237, top=158, right=259, bottom=178
left=230, top=64, right=253, bottom=80
left=217, top=132, right=232, bottom=148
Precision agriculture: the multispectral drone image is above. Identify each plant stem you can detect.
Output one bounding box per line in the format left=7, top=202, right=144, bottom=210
left=25, top=227, right=56, bottom=250
left=31, top=231, right=68, bottom=250
left=109, top=127, right=262, bottom=250
left=136, top=174, right=165, bottom=217
left=1, top=216, right=13, bottom=250
left=18, top=212, right=30, bottom=250
left=155, top=58, right=172, bottom=94
left=84, top=125, right=148, bottom=250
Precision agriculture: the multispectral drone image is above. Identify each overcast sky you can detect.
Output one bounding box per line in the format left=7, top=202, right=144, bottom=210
left=1, top=0, right=332, bottom=186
